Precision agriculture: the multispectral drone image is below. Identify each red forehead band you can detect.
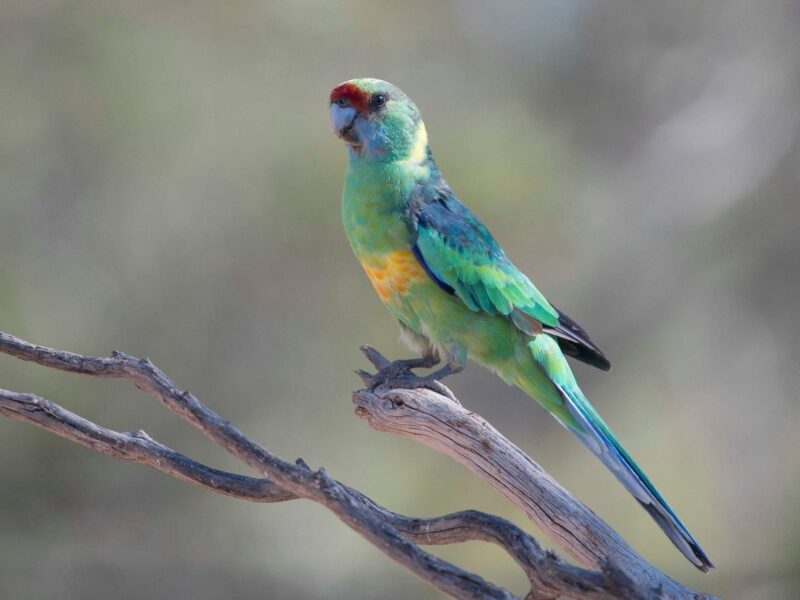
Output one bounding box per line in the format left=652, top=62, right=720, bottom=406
left=330, top=83, right=369, bottom=112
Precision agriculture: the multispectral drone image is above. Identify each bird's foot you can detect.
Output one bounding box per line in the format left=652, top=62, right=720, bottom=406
left=357, top=345, right=460, bottom=404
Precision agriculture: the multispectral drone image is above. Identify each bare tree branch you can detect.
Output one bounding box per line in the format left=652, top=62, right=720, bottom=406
left=0, top=331, right=713, bottom=600
left=0, top=387, right=295, bottom=503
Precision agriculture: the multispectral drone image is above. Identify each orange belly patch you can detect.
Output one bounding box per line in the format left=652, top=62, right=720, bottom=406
left=361, top=250, right=427, bottom=301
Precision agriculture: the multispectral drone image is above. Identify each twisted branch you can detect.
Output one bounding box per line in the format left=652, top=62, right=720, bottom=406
left=0, top=331, right=713, bottom=599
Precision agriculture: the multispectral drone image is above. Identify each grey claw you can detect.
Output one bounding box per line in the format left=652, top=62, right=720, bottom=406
left=360, top=345, right=391, bottom=370
left=426, top=381, right=460, bottom=404
left=357, top=347, right=462, bottom=404
left=356, top=369, right=374, bottom=385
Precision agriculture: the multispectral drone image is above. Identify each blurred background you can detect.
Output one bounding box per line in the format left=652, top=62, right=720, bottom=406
left=1, top=1, right=798, bottom=598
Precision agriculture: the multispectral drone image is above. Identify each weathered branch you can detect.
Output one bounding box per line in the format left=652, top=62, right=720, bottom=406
left=353, top=387, right=686, bottom=593
left=0, top=332, right=713, bottom=599
left=0, top=387, right=295, bottom=503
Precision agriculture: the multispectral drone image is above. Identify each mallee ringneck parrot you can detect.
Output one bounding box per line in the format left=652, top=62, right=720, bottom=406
left=329, top=78, right=712, bottom=572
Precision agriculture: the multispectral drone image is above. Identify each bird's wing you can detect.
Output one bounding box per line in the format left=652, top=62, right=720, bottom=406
left=408, top=186, right=611, bottom=370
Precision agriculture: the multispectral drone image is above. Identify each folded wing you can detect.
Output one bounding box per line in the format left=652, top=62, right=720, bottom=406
left=408, top=186, right=610, bottom=370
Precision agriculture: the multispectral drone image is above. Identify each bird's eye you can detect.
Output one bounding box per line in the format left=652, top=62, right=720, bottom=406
left=334, top=98, right=349, bottom=108
left=370, top=93, right=387, bottom=110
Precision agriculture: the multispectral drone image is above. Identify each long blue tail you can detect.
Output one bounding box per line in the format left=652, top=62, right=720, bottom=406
left=557, top=383, right=714, bottom=572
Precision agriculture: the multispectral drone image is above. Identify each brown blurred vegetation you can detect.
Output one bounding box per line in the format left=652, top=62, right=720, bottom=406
left=1, top=1, right=798, bottom=598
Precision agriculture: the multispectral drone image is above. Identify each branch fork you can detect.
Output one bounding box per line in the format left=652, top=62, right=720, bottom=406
left=0, top=331, right=713, bottom=600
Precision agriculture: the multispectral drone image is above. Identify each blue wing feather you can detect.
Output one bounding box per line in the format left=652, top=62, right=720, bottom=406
left=406, top=183, right=610, bottom=370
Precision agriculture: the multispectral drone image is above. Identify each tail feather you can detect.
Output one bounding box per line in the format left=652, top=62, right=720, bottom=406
left=555, top=383, right=714, bottom=572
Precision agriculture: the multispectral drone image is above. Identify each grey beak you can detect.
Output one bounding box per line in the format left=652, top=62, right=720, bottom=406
left=330, top=104, right=358, bottom=144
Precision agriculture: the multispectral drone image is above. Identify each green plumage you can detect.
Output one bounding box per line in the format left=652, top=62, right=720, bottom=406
left=331, top=78, right=712, bottom=571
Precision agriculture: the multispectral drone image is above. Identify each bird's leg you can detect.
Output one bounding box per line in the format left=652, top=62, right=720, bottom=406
left=357, top=346, right=460, bottom=403
left=388, top=352, right=441, bottom=371
left=419, top=361, right=464, bottom=382
left=359, top=345, right=439, bottom=371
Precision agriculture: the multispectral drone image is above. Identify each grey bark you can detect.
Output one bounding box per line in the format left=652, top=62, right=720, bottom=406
left=0, top=331, right=713, bottom=600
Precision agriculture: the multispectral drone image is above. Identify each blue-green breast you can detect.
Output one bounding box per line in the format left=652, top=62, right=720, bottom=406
left=342, top=160, right=419, bottom=258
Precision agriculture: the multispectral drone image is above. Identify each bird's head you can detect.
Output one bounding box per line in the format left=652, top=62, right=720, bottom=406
left=329, top=78, right=428, bottom=163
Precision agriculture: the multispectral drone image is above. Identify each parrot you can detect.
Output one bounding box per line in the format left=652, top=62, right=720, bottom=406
left=329, top=77, right=712, bottom=572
